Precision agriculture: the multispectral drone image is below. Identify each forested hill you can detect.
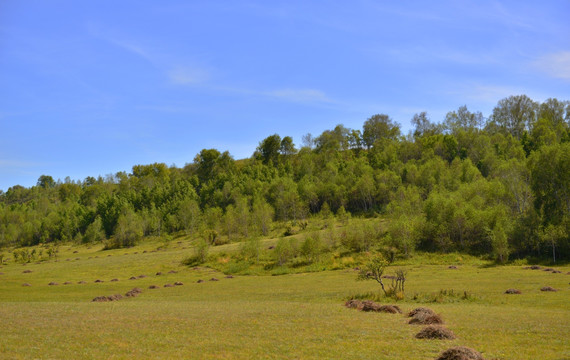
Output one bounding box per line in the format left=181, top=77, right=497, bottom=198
left=1, top=95, right=569, bottom=261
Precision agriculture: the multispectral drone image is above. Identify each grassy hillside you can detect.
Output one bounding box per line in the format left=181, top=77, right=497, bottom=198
left=0, top=233, right=568, bottom=359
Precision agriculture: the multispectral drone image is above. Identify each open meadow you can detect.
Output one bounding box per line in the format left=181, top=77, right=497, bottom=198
left=0, top=237, right=568, bottom=360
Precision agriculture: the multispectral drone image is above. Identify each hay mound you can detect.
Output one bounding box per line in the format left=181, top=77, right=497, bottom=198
left=360, top=300, right=381, bottom=312
left=415, top=325, right=456, bottom=340
left=48, top=282, right=59, bottom=286
left=129, top=276, right=137, bottom=280
left=529, top=265, right=541, bottom=270
left=345, top=299, right=363, bottom=309
left=552, top=270, right=562, bottom=274
left=210, top=277, right=219, bottom=281
left=543, top=268, right=554, bottom=272
left=156, top=272, right=163, bottom=276
left=436, top=346, right=485, bottom=360
left=164, top=283, right=175, bottom=287
left=448, top=265, right=458, bottom=269
left=94, top=279, right=104, bottom=283
left=409, top=313, right=444, bottom=325
left=125, top=288, right=143, bottom=297
left=197, top=279, right=204, bottom=283
left=540, top=286, right=558, bottom=292
left=149, top=285, right=159, bottom=289
left=92, top=294, right=123, bottom=302
left=174, top=282, right=183, bottom=286
left=408, top=307, right=436, bottom=318
left=111, top=278, right=119, bottom=282
left=378, top=305, right=402, bottom=314
left=22, top=283, right=31, bottom=287
left=63, top=281, right=72, bottom=285
left=505, top=288, right=521, bottom=294
left=408, top=308, right=443, bottom=325
left=23, top=270, right=33, bottom=273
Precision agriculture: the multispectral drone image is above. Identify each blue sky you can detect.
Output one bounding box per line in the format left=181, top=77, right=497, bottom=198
left=1, top=1, right=569, bottom=191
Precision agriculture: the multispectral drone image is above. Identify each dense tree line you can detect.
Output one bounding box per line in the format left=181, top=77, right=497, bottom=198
left=1, top=95, right=568, bottom=261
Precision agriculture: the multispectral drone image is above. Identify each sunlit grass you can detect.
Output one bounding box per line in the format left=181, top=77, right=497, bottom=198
left=0, top=237, right=568, bottom=359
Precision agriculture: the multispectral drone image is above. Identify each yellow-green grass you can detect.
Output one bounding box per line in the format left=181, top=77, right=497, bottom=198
left=0, top=240, right=568, bottom=359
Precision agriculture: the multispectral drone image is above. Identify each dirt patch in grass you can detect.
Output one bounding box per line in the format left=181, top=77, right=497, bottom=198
left=448, top=265, right=458, bottom=269
left=436, top=346, right=485, bottom=360
left=210, top=278, right=219, bottom=281
left=94, top=279, right=104, bottom=283
left=540, top=286, right=558, bottom=292
left=111, top=278, right=119, bottom=282
left=174, top=282, right=183, bottom=286
left=505, top=288, right=521, bottom=294
left=48, top=282, right=59, bottom=286
left=149, top=285, right=159, bottom=289
left=415, top=325, right=456, bottom=340
left=129, top=276, right=137, bottom=280
left=156, top=272, right=163, bottom=276
left=196, top=279, right=204, bottom=283
left=23, top=270, right=33, bottom=273
left=63, top=281, right=72, bottom=285
left=22, top=283, right=31, bottom=287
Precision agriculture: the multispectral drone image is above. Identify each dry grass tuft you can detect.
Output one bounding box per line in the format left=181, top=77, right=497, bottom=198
left=436, top=346, right=485, bottom=360
left=415, top=325, right=456, bottom=340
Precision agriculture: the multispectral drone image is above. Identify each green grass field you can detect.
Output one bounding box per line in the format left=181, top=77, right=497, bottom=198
left=0, top=237, right=568, bottom=360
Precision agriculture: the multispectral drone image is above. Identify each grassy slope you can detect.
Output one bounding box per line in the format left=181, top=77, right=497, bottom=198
left=0, top=237, right=569, bottom=360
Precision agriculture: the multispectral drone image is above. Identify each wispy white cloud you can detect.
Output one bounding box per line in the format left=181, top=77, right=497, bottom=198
left=87, top=23, right=210, bottom=85
left=532, top=51, right=570, bottom=81
left=168, top=66, right=209, bottom=85
left=265, top=88, right=331, bottom=103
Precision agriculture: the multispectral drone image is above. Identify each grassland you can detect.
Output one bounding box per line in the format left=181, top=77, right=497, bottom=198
left=0, top=235, right=568, bottom=360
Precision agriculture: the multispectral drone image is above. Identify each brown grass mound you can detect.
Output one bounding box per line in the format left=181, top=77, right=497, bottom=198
left=129, top=276, right=137, bottom=280
left=48, top=282, right=59, bottom=286
left=436, top=346, right=485, bottom=360
left=540, top=286, right=558, bottom=292
left=345, top=299, right=363, bottom=309
left=149, top=285, right=159, bottom=289
left=415, top=325, right=456, bottom=340
left=22, top=283, right=31, bottom=287
left=529, top=265, right=542, bottom=270
left=409, top=313, right=444, bottom=325
left=164, top=283, right=175, bottom=287
left=174, top=282, right=183, bottom=286
left=63, top=281, right=72, bottom=285
left=156, top=272, right=163, bottom=276
left=111, top=278, right=119, bottom=282
left=543, top=268, right=554, bottom=272
left=23, top=270, right=33, bottom=273
left=78, top=281, right=87, bottom=284
left=125, top=288, right=143, bottom=297
left=210, top=277, right=219, bottom=281
left=408, top=307, right=436, bottom=318
left=196, top=279, right=204, bottom=283
left=94, top=279, right=104, bottom=283
left=505, top=288, right=521, bottom=294
left=448, top=265, right=458, bottom=269
left=360, top=300, right=381, bottom=312
left=552, top=270, right=562, bottom=274
left=225, top=275, right=234, bottom=279
left=92, top=294, right=123, bottom=302
left=378, top=305, right=402, bottom=314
